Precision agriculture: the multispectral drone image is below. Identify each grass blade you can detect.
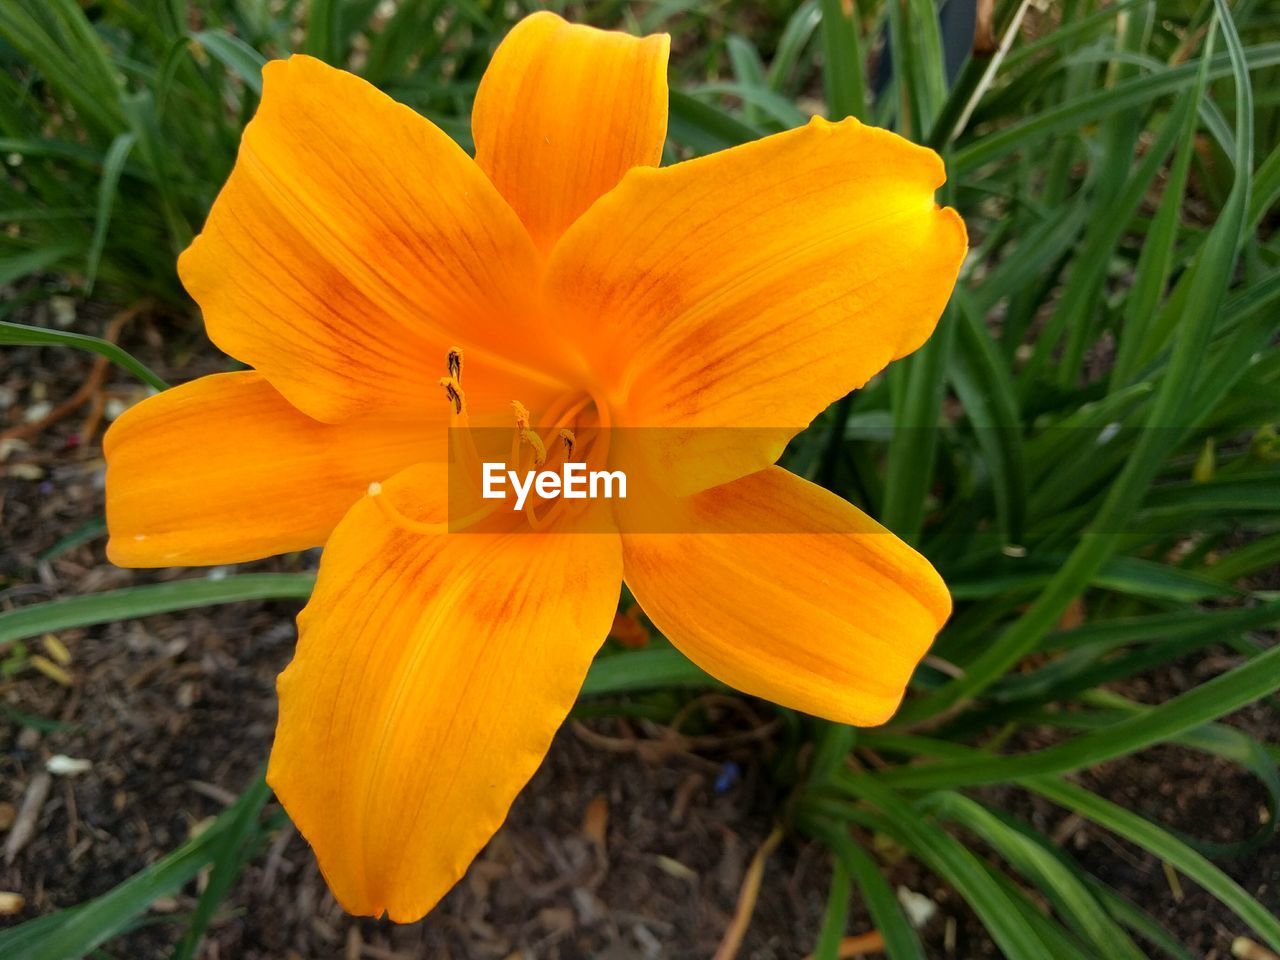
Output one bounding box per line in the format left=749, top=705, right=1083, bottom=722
left=190, top=29, right=267, bottom=95
left=0, top=320, right=169, bottom=391
left=84, top=132, right=137, bottom=295
left=819, top=0, right=865, bottom=121
left=876, top=642, right=1280, bottom=789
left=1029, top=778, right=1280, bottom=952
left=170, top=775, right=272, bottom=960
left=580, top=646, right=713, bottom=696
left=0, top=574, right=316, bottom=649
left=800, top=816, right=926, bottom=960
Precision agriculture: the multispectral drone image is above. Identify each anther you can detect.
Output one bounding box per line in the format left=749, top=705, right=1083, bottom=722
left=510, top=399, right=545, bottom=466
left=558, top=428, right=576, bottom=459
left=511, top=400, right=531, bottom=430
left=439, top=376, right=464, bottom=416
left=521, top=428, right=547, bottom=467
left=447, top=347, right=463, bottom=381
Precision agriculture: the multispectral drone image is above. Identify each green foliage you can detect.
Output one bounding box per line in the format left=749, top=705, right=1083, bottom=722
left=3, top=0, right=1279, bottom=957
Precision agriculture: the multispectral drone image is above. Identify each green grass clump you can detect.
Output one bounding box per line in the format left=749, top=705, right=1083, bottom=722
left=3, top=0, right=1280, bottom=957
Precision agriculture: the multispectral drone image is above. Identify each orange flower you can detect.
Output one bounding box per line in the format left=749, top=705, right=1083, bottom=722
left=105, top=12, right=965, bottom=921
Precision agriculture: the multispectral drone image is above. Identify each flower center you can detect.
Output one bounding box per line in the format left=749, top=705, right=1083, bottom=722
left=371, top=349, right=613, bottom=535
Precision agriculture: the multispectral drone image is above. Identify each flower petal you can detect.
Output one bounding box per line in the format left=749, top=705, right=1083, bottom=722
left=546, top=116, right=966, bottom=494
left=621, top=467, right=950, bottom=726
left=181, top=55, right=563, bottom=424
left=472, top=11, right=669, bottom=253
left=268, top=464, right=622, bottom=921
left=105, top=372, right=436, bottom=567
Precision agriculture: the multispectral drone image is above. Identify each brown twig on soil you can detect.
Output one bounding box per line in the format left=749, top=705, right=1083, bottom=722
left=802, top=931, right=888, bottom=959
left=0, top=303, right=145, bottom=444
left=63, top=778, right=78, bottom=848
left=712, top=825, right=784, bottom=960
left=669, top=692, right=765, bottom=734
left=78, top=389, right=107, bottom=452
left=569, top=720, right=719, bottom=772
left=4, top=771, right=52, bottom=865
left=670, top=772, right=705, bottom=825
left=259, top=822, right=296, bottom=894
left=188, top=779, right=239, bottom=806
left=570, top=715, right=783, bottom=774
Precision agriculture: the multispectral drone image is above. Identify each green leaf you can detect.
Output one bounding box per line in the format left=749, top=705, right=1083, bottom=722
left=900, top=3, right=1256, bottom=723
left=38, top=518, right=109, bottom=563
left=874, top=643, right=1280, bottom=790
left=819, top=0, right=865, bottom=120
left=922, top=793, right=1145, bottom=960
left=190, top=29, right=267, bottom=95
left=689, top=82, right=808, bottom=130
left=667, top=89, right=763, bottom=154
left=816, top=781, right=1051, bottom=959
left=945, top=554, right=1239, bottom=603
left=949, top=290, right=1026, bottom=542
left=811, top=825, right=853, bottom=960
left=0, top=0, right=129, bottom=137
left=882, top=301, right=958, bottom=543
left=1027, top=85, right=1191, bottom=390
left=0, top=574, right=315, bottom=650
left=0, top=243, right=79, bottom=286
left=800, top=817, right=926, bottom=960
left=848, top=737, right=1280, bottom=952
left=1030, top=778, right=1280, bottom=952
left=953, top=42, right=1275, bottom=173
left=726, top=35, right=769, bottom=126
left=927, top=0, right=1033, bottom=149
left=171, top=775, right=272, bottom=960
left=769, top=0, right=821, bottom=94
left=1111, top=56, right=1210, bottom=386
left=84, top=132, right=137, bottom=295
left=580, top=646, right=713, bottom=696
left=0, top=320, right=169, bottom=391
left=303, top=0, right=342, bottom=64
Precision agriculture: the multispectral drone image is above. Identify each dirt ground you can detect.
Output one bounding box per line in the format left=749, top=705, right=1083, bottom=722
left=1, top=302, right=1277, bottom=958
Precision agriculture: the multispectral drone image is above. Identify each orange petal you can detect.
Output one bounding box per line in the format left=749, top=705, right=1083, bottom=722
left=104, top=372, right=436, bottom=567
left=546, top=116, right=966, bottom=494
left=181, top=55, right=565, bottom=424
left=472, top=11, right=669, bottom=253
left=268, top=464, right=622, bottom=921
left=620, top=467, right=950, bottom=726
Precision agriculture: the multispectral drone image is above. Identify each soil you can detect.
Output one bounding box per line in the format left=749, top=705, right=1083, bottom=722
left=1, top=302, right=1277, bottom=958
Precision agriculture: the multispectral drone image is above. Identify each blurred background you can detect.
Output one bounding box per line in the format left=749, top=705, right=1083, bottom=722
left=1, top=0, right=1279, bottom=958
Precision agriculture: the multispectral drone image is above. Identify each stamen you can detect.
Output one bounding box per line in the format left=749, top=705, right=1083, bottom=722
left=521, top=428, right=547, bottom=467
left=439, top=376, right=464, bottom=416
left=368, top=477, right=500, bottom=535
left=510, top=399, right=546, bottom=467
left=511, top=400, right=531, bottom=430
left=439, top=356, right=486, bottom=505
left=558, top=428, right=576, bottom=460
left=367, top=481, right=447, bottom=535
